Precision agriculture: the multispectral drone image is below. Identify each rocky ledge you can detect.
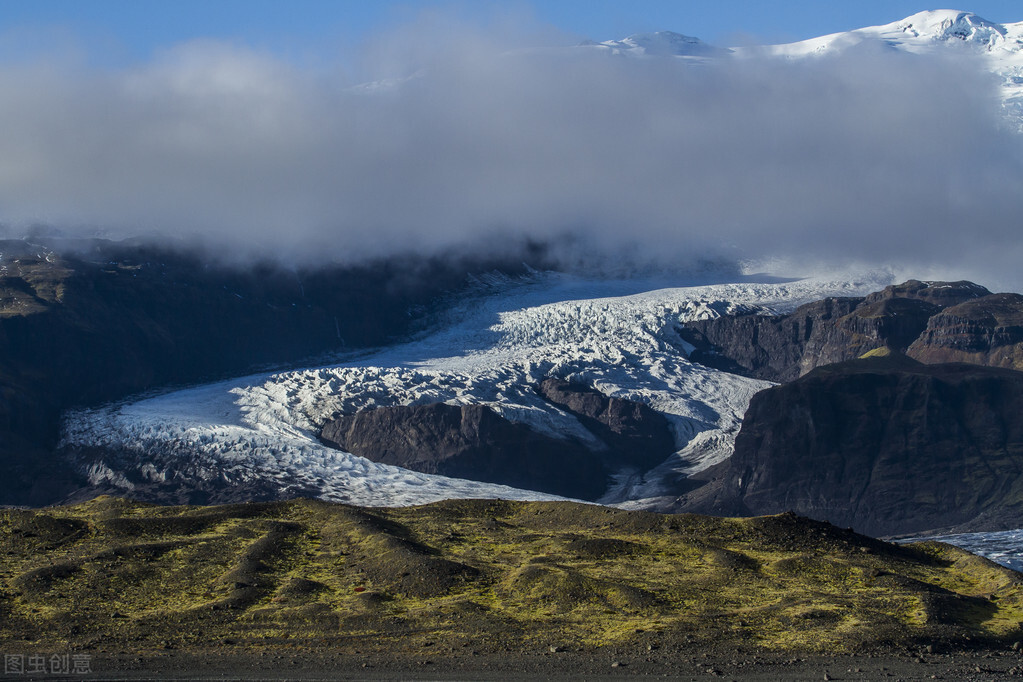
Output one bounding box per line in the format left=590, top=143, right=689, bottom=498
left=679, top=280, right=996, bottom=382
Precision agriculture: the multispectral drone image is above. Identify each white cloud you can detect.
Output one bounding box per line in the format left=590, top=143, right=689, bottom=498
left=0, top=18, right=1021, bottom=289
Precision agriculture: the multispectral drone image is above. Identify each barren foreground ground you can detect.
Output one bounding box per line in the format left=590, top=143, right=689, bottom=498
left=4, top=497, right=1023, bottom=680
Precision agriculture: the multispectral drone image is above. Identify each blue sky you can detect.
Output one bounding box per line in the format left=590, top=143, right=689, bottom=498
left=2, top=1, right=1022, bottom=63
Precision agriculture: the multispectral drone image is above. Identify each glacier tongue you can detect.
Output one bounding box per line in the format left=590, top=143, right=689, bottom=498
left=61, top=271, right=893, bottom=507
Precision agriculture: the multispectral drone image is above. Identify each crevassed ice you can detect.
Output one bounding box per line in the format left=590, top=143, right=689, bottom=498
left=899, top=529, right=1023, bottom=573
left=61, top=271, right=891, bottom=507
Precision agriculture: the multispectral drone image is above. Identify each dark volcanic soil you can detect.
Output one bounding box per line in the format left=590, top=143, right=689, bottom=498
left=5, top=496, right=1023, bottom=682
left=22, top=644, right=1023, bottom=681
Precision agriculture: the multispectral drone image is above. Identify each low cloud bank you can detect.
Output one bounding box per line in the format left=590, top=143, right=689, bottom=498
left=0, top=18, right=1020, bottom=289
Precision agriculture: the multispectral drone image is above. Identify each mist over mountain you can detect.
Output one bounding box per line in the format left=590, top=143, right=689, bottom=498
left=0, top=12, right=1022, bottom=288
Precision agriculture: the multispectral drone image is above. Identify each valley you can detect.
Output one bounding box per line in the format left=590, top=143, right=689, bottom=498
left=57, top=268, right=883, bottom=509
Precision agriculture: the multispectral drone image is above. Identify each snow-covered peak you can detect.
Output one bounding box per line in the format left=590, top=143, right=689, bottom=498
left=750, top=9, right=1018, bottom=57
left=587, top=31, right=732, bottom=58
left=890, top=10, right=1007, bottom=48
left=728, top=9, right=1023, bottom=125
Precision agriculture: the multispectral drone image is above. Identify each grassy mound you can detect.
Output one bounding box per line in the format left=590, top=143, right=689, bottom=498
left=1, top=497, right=1021, bottom=656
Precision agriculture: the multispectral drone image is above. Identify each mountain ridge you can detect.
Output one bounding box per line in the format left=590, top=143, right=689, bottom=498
left=669, top=354, right=1023, bottom=537
left=678, top=279, right=1007, bottom=382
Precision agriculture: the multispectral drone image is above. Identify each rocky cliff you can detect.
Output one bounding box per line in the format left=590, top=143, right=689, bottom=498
left=674, top=354, right=1023, bottom=536
left=680, top=280, right=991, bottom=382
left=908, top=293, right=1023, bottom=369
left=319, top=380, right=678, bottom=500
left=535, top=378, right=675, bottom=472
left=321, top=403, right=609, bottom=500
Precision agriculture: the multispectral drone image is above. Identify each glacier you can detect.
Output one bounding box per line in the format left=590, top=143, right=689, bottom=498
left=51, top=8, right=1023, bottom=566
left=901, top=530, right=1023, bottom=573
left=59, top=266, right=1023, bottom=572
left=61, top=270, right=893, bottom=508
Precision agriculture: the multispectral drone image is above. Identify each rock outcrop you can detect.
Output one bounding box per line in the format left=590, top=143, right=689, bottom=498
left=320, top=403, right=609, bottom=500
left=680, top=296, right=862, bottom=381
left=674, top=354, right=1023, bottom=536
left=320, top=381, right=678, bottom=500
left=535, top=378, right=675, bottom=472
left=679, top=280, right=991, bottom=382
left=907, top=293, right=1023, bottom=369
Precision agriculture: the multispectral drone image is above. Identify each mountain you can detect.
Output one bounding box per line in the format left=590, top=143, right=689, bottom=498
left=678, top=279, right=1000, bottom=382
left=752, top=10, right=1023, bottom=116
left=593, top=11, right=1023, bottom=124
left=671, top=281, right=1023, bottom=536
left=758, top=9, right=1021, bottom=56
left=585, top=31, right=733, bottom=58
left=671, top=353, right=1023, bottom=536
left=909, top=293, right=1023, bottom=367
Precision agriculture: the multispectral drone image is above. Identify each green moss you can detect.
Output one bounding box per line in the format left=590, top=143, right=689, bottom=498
left=1, top=498, right=1021, bottom=655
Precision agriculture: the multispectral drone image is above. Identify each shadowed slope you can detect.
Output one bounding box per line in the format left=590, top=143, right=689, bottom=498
left=675, top=355, right=1023, bottom=536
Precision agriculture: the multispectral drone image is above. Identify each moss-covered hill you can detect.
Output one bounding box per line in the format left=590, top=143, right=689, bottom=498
left=2, top=497, right=1021, bottom=657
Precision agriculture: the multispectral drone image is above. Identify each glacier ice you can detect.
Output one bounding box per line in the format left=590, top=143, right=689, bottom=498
left=61, top=270, right=894, bottom=507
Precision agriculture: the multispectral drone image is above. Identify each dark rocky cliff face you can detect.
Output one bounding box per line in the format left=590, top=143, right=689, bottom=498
left=673, top=280, right=1023, bottom=536
left=321, top=403, right=609, bottom=500
left=535, top=378, right=675, bottom=472
left=677, top=354, right=1023, bottom=536
left=907, top=293, right=1023, bottom=369
left=680, top=280, right=991, bottom=382
left=680, top=296, right=862, bottom=382
left=320, top=381, right=678, bottom=501
left=0, top=238, right=543, bottom=505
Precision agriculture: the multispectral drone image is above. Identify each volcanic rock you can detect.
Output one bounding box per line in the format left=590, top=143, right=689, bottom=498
left=535, top=378, right=676, bottom=472
left=907, top=293, right=1023, bottom=369
left=680, top=280, right=990, bottom=382
left=320, top=382, right=679, bottom=500
left=680, top=353, right=1023, bottom=536
left=320, top=403, right=610, bottom=500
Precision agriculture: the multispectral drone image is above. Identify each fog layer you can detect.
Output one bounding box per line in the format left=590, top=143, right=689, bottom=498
left=0, top=20, right=1020, bottom=288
